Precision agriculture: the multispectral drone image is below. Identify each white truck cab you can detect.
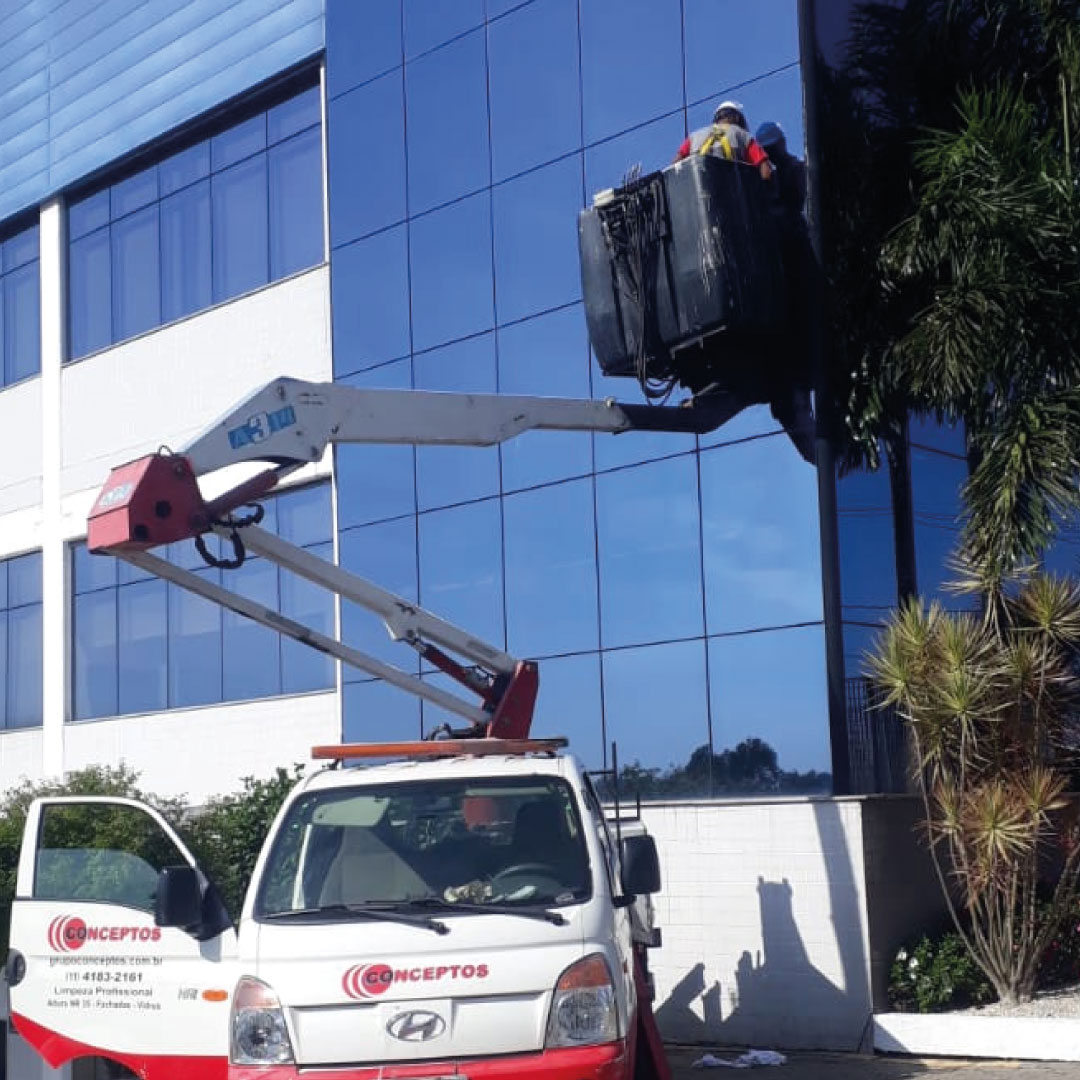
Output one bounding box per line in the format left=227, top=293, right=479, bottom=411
left=6, top=739, right=665, bottom=1080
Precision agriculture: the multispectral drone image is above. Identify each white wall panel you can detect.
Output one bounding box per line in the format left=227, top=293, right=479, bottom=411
left=0, top=377, right=43, bottom=516
left=60, top=266, right=331, bottom=500
left=643, top=798, right=873, bottom=1051
left=62, top=688, right=340, bottom=803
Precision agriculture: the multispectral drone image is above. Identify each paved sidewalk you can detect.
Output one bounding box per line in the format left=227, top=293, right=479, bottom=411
left=666, top=1045, right=1080, bottom=1080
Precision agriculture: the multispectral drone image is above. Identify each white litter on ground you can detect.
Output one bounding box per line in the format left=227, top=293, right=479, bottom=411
left=691, top=1049, right=787, bottom=1068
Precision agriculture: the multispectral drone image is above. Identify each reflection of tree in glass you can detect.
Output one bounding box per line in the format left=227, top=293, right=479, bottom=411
left=594, top=739, right=830, bottom=801
left=37, top=803, right=184, bottom=911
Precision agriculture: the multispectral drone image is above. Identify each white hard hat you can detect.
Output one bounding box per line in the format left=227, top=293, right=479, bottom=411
left=713, top=100, right=747, bottom=126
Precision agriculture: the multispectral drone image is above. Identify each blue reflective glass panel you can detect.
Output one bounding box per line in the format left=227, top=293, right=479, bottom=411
left=222, top=556, right=281, bottom=701
left=8, top=552, right=41, bottom=606
left=535, top=653, right=604, bottom=770
left=403, top=0, right=484, bottom=59
left=708, top=626, right=831, bottom=790
left=159, top=142, right=210, bottom=197
left=0, top=613, right=6, bottom=728
left=837, top=461, right=896, bottom=649
left=277, top=483, right=332, bottom=547
left=270, top=127, right=324, bottom=279
left=281, top=541, right=336, bottom=693
left=601, top=640, right=709, bottom=780
left=409, top=193, right=493, bottom=350
left=111, top=204, right=161, bottom=341
left=73, top=590, right=118, bottom=720
left=591, top=367, right=697, bottom=470
left=4, top=262, right=40, bottom=383
left=911, top=447, right=969, bottom=607
left=70, top=229, right=112, bottom=358
left=405, top=30, right=489, bottom=213
left=118, top=579, right=168, bottom=715
left=268, top=85, right=321, bottom=143
left=498, top=308, right=592, bottom=491
left=1045, top=524, right=1080, bottom=578
left=335, top=362, right=417, bottom=528
left=8, top=604, right=42, bottom=728
left=328, top=0, right=402, bottom=97
left=168, top=574, right=223, bottom=707
left=580, top=0, right=683, bottom=144
left=583, top=112, right=684, bottom=200
left=161, top=181, right=212, bottom=323
left=843, top=622, right=881, bottom=680
left=414, top=335, right=499, bottom=509
left=212, top=113, right=267, bottom=171
left=418, top=500, right=503, bottom=649
left=683, top=0, right=799, bottom=107
left=73, top=543, right=117, bottom=593
left=504, top=479, right=598, bottom=657
left=340, top=518, right=419, bottom=672
left=493, top=155, right=583, bottom=325
left=212, top=156, right=269, bottom=301
left=595, top=456, right=703, bottom=648
left=3, top=223, right=38, bottom=271
left=488, top=0, right=581, bottom=181
left=700, top=437, right=823, bottom=634
left=343, top=678, right=421, bottom=743
left=0, top=561, right=7, bottom=607
left=332, top=226, right=411, bottom=375
left=329, top=73, right=407, bottom=245
left=909, top=413, right=966, bottom=457
left=111, top=165, right=159, bottom=218
left=69, top=191, right=109, bottom=241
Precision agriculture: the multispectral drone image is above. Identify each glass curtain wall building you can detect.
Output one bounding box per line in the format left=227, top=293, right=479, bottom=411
left=0, top=0, right=980, bottom=801
left=326, top=0, right=829, bottom=795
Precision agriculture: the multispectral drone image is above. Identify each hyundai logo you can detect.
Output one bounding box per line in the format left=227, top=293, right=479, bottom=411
left=386, top=1010, right=447, bottom=1042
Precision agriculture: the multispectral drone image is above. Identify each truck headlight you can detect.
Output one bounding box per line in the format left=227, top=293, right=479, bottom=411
left=545, top=953, right=619, bottom=1048
left=231, top=976, right=295, bottom=1065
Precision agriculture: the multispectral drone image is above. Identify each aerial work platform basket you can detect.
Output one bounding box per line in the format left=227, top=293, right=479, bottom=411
left=579, top=154, right=788, bottom=400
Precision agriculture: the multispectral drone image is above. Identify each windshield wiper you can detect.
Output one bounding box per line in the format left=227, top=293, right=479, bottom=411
left=400, top=896, right=568, bottom=926
left=262, top=903, right=449, bottom=935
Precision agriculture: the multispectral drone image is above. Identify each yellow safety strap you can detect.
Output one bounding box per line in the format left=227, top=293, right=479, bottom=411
left=699, top=126, right=735, bottom=160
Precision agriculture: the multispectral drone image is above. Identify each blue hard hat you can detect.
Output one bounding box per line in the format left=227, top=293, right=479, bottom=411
left=755, top=121, right=785, bottom=148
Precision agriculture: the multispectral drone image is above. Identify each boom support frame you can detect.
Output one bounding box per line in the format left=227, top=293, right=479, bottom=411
left=86, top=377, right=746, bottom=737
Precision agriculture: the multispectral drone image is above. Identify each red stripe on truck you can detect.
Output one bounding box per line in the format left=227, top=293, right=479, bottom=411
left=229, top=1040, right=631, bottom=1080
left=11, top=1013, right=227, bottom=1080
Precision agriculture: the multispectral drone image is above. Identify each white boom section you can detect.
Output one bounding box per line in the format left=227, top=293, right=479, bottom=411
left=238, top=524, right=516, bottom=673
left=182, top=377, right=656, bottom=474
left=118, top=544, right=490, bottom=726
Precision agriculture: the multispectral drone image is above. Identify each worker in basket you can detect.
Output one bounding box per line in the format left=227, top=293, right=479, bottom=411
left=674, top=100, right=774, bottom=181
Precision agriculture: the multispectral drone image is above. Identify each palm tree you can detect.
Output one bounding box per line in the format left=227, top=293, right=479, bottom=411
left=869, top=573, right=1080, bottom=1004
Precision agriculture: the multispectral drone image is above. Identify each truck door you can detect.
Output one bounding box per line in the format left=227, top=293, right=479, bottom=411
left=7, top=797, right=237, bottom=1080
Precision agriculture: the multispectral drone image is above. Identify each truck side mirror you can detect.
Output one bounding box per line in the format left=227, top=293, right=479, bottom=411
left=155, top=865, right=203, bottom=934
left=620, top=834, right=661, bottom=896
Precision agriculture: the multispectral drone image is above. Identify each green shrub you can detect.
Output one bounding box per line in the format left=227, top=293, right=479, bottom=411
left=888, top=931, right=995, bottom=1012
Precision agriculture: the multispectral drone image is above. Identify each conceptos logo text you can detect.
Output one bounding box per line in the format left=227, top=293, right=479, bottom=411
left=47, top=916, right=162, bottom=953
left=342, top=961, right=490, bottom=999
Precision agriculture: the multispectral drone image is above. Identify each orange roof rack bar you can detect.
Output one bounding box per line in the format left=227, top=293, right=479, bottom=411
left=311, top=738, right=568, bottom=762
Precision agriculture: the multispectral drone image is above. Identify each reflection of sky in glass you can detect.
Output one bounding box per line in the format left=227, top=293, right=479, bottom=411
left=322, top=0, right=896, bottom=794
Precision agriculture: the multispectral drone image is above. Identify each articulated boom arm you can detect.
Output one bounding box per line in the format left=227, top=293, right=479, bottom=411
left=87, top=377, right=741, bottom=738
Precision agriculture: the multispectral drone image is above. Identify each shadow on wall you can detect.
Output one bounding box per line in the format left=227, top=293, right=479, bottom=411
left=655, top=802, right=873, bottom=1051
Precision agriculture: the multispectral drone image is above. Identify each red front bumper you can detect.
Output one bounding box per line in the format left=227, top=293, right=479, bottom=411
left=229, top=1040, right=631, bottom=1080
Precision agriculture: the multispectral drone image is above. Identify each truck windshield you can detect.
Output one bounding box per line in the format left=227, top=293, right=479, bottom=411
left=255, top=775, right=592, bottom=918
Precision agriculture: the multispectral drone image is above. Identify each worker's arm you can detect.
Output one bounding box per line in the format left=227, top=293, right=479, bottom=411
left=746, top=138, right=775, bottom=181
